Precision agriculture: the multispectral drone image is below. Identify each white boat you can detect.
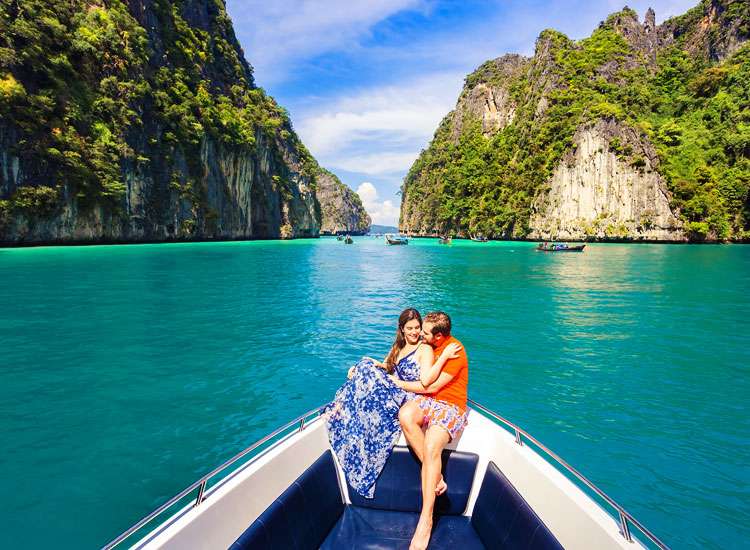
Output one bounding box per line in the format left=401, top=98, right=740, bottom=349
left=385, top=233, right=409, bottom=245
left=103, top=399, right=668, bottom=549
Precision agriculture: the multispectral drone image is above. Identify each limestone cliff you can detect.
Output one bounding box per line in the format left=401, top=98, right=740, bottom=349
left=0, top=0, right=321, bottom=244
left=400, top=0, right=750, bottom=241
left=528, top=120, right=682, bottom=240
left=399, top=54, right=529, bottom=236
left=659, top=0, right=749, bottom=62
left=316, top=169, right=370, bottom=235
left=450, top=55, right=527, bottom=140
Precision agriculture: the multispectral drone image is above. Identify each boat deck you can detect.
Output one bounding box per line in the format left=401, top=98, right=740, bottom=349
left=229, top=447, right=561, bottom=549
left=105, top=402, right=666, bottom=550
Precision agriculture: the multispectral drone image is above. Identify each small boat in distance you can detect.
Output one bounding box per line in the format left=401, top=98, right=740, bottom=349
left=471, top=235, right=488, bottom=242
left=336, top=235, right=343, bottom=241
left=537, top=242, right=586, bottom=252
left=344, top=236, right=354, bottom=244
left=439, top=235, right=452, bottom=245
left=385, top=234, right=408, bottom=245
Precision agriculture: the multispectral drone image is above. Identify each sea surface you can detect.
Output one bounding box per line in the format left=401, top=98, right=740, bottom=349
left=1, top=238, right=748, bottom=549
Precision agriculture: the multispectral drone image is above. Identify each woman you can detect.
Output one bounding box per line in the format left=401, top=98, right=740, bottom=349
left=324, top=308, right=459, bottom=497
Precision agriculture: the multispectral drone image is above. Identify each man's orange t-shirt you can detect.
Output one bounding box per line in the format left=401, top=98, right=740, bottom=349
left=431, top=336, right=468, bottom=412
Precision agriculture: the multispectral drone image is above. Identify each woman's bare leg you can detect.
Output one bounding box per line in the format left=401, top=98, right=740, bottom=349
left=399, top=401, right=448, bottom=494
left=399, top=401, right=425, bottom=460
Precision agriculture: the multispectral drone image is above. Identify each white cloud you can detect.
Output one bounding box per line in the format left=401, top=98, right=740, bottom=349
left=357, top=182, right=401, bottom=226
left=357, top=181, right=378, bottom=204
left=227, top=0, right=426, bottom=84
left=331, top=152, right=420, bottom=175
left=297, top=71, right=463, bottom=174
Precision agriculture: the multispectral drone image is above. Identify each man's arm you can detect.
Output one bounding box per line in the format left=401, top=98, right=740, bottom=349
left=393, top=371, right=455, bottom=394
left=420, top=343, right=461, bottom=386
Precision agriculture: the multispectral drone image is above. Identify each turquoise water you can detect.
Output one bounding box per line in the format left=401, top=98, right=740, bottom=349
left=1, top=238, right=748, bottom=549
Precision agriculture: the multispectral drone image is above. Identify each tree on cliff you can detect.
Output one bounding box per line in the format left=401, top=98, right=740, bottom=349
left=400, top=1, right=750, bottom=242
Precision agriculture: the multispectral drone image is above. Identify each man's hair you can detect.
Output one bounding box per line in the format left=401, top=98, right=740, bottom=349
left=424, top=311, right=451, bottom=337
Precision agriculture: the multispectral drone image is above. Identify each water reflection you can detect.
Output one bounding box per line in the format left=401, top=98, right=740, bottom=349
left=1, top=240, right=748, bottom=549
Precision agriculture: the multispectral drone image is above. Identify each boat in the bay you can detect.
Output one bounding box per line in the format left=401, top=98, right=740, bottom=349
left=103, top=400, right=667, bottom=550
left=537, top=242, right=586, bottom=252
left=439, top=235, right=452, bottom=245
left=336, top=235, right=343, bottom=241
left=471, top=235, right=488, bottom=242
left=344, top=236, right=354, bottom=244
left=385, top=234, right=408, bottom=245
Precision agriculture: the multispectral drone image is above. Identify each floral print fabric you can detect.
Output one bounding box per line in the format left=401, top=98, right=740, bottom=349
left=412, top=395, right=468, bottom=440
left=324, top=350, right=421, bottom=498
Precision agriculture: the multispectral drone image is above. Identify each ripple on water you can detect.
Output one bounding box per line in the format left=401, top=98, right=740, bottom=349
left=0, top=240, right=748, bottom=549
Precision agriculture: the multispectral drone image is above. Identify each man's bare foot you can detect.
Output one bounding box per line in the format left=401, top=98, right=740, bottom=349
left=409, top=518, right=432, bottom=550
left=435, top=476, right=447, bottom=496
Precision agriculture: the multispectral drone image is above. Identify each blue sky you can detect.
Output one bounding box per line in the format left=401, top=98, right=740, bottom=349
left=225, top=0, right=697, bottom=226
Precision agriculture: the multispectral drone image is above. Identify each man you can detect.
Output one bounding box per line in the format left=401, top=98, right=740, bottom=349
left=390, top=311, right=469, bottom=550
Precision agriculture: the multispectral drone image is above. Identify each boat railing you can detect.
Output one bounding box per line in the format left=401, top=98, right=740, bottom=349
left=468, top=398, right=669, bottom=550
left=101, top=406, right=324, bottom=549
left=104, top=400, right=668, bottom=550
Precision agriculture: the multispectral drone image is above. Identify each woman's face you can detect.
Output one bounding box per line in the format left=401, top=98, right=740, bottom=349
left=402, top=318, right=422, bottom=345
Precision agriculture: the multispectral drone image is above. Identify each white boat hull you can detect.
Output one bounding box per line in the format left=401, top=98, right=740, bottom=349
left=127, top=407, right=647, bottom=549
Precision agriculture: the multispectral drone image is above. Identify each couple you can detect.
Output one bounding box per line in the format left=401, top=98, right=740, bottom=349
left=324, top=309, right=469, bottom=550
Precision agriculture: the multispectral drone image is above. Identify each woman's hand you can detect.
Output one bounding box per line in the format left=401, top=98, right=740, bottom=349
left=440, top=343, right=462, bottom=361
left=388, top=374, right=403, bottom=389
left=363, top=356, right=384, bottom=368
left=347, top=366, right=356, bottom=379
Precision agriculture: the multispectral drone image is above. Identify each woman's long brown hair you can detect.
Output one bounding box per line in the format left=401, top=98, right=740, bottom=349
left=383, top=308, right=422, bottom=372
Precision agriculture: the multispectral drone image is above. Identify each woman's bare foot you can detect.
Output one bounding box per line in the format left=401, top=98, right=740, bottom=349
left=409, top=518, right=432, bottom=550
left=435, top=476, right=447, bottom=496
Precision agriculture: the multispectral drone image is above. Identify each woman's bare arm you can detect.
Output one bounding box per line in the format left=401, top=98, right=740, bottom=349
left=414, top=345, right=435, bottom=384
left=393, top=371, right=455, bottom=394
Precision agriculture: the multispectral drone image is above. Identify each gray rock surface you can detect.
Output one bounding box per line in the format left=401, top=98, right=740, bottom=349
left=0, top=0, right=321, bottom=244
left=317, top=169, right=370, bottom=235
left=529, top=120, right=684, bottom=241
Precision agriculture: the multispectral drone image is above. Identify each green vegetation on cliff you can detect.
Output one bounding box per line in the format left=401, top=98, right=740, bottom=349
left=647, top=45, right=750, bottom=239
left=401, top=1, right=750, bottom=240
left=0, top=0, right=318, bottom=234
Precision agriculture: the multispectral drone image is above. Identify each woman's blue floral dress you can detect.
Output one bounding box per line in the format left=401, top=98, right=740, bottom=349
left=324, top=348, right=421, bottom=498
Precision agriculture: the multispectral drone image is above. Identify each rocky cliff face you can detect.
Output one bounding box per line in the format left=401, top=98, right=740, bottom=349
left=400, top=0, right=750, bottom=241
left=528, top=120, right=682, bottom=240
left=316, top=169, right=370, bottom=235
left=450, top=55, right=526, bottom=140
left=399, top=54, right=530, bottom=236
left=0, top=0, right=321, bottom=244
left=659, top=0, right=749, bottom=62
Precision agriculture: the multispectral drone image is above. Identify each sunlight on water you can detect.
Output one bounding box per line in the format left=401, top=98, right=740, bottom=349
left=0, top=238, right=748, bottom=549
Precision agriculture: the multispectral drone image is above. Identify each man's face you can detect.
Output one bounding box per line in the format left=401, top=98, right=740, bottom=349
left=421, top=321, right=438, bottom=346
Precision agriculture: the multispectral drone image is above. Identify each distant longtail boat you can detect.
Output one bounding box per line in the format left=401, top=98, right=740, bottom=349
left=385, top=234, right=408, bottom=245
left=536, top=242, right=586, bottom=252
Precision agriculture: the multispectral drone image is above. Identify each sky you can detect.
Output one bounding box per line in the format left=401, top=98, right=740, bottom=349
left=225, top=0, right=698, bottom=226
